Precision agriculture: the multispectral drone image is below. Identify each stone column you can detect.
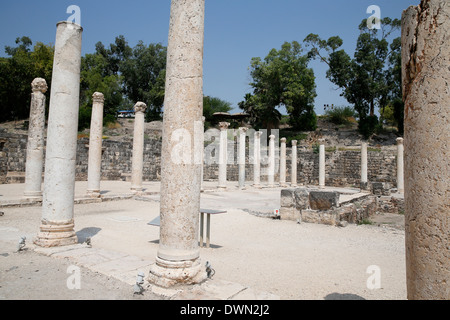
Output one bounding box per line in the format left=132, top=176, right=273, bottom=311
left=268, top=135, right=276, bottom=187
left=201, top=116, right=205, bottom=192
left=279, top=138, right=287, bottom=187
left=253, top=131, right=262, bottom=188
left=34, top=21, right=82, bottom=248
left=218, top=122, right=230, bottom=189
left=86, top=92, right=105, bottom=198
left=131, top=102, right=147, bottom=193
left=396, top=138, right=404, bottom=194
left=361, top=142, right=368, bottom=191
left=148, top=0, right=207, bottom=288
left=24, top=78, right=48, bottom=199
left=291, top=140, right=298, bottom=187
left=238, top=127, right=248, bottom=190
left=319, top=139, right=325, bottom=189
left=402, top=0, right=449, bottom=300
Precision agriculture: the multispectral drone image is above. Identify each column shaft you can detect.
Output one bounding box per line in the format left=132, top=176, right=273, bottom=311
left=268, top=135, right=275, bottom=187
left=87, top=92, right=104, bottom=197
left=35, top=21, right=82, bottom=247
left=291, top=141, right=298, bottom=187
left=218, top=122, right=230, bottom=189
left=396, top=138, right=404, bottom=194
left=253, top=131, right=262, bottom=187
left=361, top=142, right=368, bottom=190
left=280, top=138, right=287, bottom=187
left=24, top=78, right=48, bottom=199
left=238, top=127, right=248, bottom=189
left=131, top=102, right=147, bottom=192
left=319, top=141, right=325, bottom=189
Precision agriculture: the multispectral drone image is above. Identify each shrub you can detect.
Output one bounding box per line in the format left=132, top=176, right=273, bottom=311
left=325, top=106, right=357, bottom=125
left=358, top=115, right=379, bottom=139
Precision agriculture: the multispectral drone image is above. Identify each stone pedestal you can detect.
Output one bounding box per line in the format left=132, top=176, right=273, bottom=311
left=86, top=92, right=105, bottom=198
left=24, top=78, right=48, bottom=199
left=279, top=138, right=287, bottom=187
left=218, top=122, right=230, bottom=189
left=361, top=143, right=368, bottom=191
left=396, top=138, right=404, bottom=194
left=319, top=140, right=325, bottom=189
left=253, top=131, right=263, bottom=188
left=291, top=140, right=298, bottom=187
left=148, top=0, right=207, bottom=288
left=238, top=127, right=248, bottom=190
left=34, top=21, right=83, bottom=248
left=402, top=0, right=450, bottom=300
left=131, top=102, right=147, bottom=193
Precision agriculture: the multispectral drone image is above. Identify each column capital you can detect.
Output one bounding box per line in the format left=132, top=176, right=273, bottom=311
left=291, top=140, right=298, bottom=147
left=238, top=127, right=248, bottom=134
left=219, top=122, right=230, bottom=131
left=318, top=138, right=326, bottom=145
left=255, top=131, right=263, bottom=138
left=281, top=137, right=287, bottom=143
left=92, top=92, right=105, bottom=104
left=31, top=78, right=48, bottom=93
left=134, top=102, right=147, bottom=114
left=396, top=137, right=404, bottom=145
left=269, top=135, right=275, bottom=140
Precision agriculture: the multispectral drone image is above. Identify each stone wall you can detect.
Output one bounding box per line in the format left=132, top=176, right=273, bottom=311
left=0, top=131, right=398, bottom=188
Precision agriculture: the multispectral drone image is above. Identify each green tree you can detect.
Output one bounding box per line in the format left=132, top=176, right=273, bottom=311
left=203, top=96, right=232, bottom=129
left=0, top=37, right=54, bottom=123
left=240, top=41, right=317, bottom=131
left=304, top=18, right=401, bottom=137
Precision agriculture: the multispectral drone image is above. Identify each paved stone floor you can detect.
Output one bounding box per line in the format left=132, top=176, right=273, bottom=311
left=0, top=181, right=407, bottom=300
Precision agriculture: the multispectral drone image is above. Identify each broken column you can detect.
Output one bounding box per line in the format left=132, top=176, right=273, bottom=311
left=268, top=134, right=276, bottom=187
left=86, top=92, right=105, bottom=198
left=396, top=138, right=404, bottom=194
left=279, top=138, right=287, bottom=187
left=402, top=0, right=449, bottom=300
left=131, top=102, right=147, bottom=193
left=319, top=139, right=325, bottom=189
left=148, top=0, right=207, bottom=288
left=253, top=131, right=262, bottom=188
left=34, top=21, right=83, bottom=247
left=24, top=78, right=48, bottom=199
left=291, top=140, right=298, bottom=187
left=361, top=142, right=368, bottom=191
left=238, top=127, right=248, bottom=190
left=218, top=122, right=230, bottom=189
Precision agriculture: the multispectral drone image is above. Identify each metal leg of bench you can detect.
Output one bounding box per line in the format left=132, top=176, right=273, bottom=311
left=206, top=214, right=211, bottom=248
left=200, top=212, right=204, bottom=248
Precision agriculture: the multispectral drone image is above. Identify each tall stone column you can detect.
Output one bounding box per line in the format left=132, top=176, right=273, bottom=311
left=148, top=0, right=207, bottom=288
left=319, top=139, right=325, bottom=189
left=34, top=21, right=82, bottom=248
left=268, top=135, right=276, bottom=187
left=253, top=131, right=262, bottom=188
left=291, top=140, right=298, bottom=187
left=402, top=0, right=449, bottom=300
left=86, top=92, right=105, bottom=198
left=361, top=142, right=368, bottom=191
left=218, top=122, right=230, bottom=189
left=131, top=102, right=147, bottom=193
left=24, top=78, right=48, bottom=199
left=238, top=127, right=248, bottom=190
left=279, top=138, right=287, bottom=187
left=201, top=116, right=205, bottom=192
left=396, top=138, right=404, bottom=194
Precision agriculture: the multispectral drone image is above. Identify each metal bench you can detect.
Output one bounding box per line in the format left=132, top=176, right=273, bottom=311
left=148, top=209, right=227, bottom=248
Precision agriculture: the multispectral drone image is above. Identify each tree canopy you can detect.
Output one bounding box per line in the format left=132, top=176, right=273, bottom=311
left=240, top=41, right=317, bottom=131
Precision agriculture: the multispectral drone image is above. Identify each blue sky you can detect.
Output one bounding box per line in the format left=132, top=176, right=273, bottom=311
left=0, top=0, right=419, bottom=115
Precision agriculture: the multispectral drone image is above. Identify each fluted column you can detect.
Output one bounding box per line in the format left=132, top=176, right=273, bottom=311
left=148, top=0, right=207, bottom=288
left=238, top=127, right=248, bottom=190
left=34, top=21, right=82, bottom=248
left=86, top=92, right=105, bottom=198
left=253, top=131, right=263, bottom=188
left=291, top=140, right=298, bottom=187
left=131, top=102, right=147, bottom=193
left=279, top=138, right=287, bottom=187
left=24, top=78, right=48, bottom=199
left=361, top=142, right=368, bottom=191
left=218, top=122, right=230, bottom=189
left=319, top=139, right=325, bottom=189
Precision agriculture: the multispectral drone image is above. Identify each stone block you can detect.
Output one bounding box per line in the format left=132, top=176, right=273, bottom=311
left=308, top=191, right=339, bottom=211
left=301, top=209, right=339, bottom=226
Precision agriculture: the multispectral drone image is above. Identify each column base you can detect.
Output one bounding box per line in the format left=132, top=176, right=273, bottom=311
left=86, top=190, right=101, bottom=198
left=23, top=191, right=43, bottom=200
left=33, top=219, right=78, bottom=248
left=148, top=256, right=207, bottom=288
